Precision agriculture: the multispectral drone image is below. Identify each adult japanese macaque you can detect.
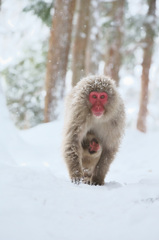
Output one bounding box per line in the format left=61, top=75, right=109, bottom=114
left=62, top=75, right=125, bottom=185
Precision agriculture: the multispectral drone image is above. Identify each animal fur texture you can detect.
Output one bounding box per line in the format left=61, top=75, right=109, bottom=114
left=62, top=75, right=125, bottom=185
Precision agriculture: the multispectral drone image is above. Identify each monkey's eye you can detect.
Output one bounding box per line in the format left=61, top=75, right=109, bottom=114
left=100, top=95, right=105, bottom=99
left=92, top=95, right=97, bottom=99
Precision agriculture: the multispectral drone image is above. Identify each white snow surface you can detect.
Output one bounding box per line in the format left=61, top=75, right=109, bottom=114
left=0, top=97, right=159, bottom=240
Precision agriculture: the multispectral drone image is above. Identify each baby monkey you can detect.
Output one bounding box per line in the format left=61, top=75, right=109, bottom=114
left=82, top=132, right=102, bottom=184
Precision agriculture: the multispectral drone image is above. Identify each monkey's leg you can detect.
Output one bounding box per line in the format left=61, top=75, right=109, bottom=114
left=91, top=149, right=116, bottom=186
left=82, top=168, right=92, bottom=184
left=82, top=137, right=102, bottom=185
left=82, top=149, right=102, bottom=184
left=82, top=154, right=94, bottom=185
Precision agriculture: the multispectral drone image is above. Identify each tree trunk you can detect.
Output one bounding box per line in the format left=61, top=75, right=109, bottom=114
left=104, top=0, right=125, bottom=86
left=85, top=0, right=101, bottom=75
left=44, top=0, right=76, bottom=122
left=137, top=0, right=156, bottom=133
left=72, top=0, right=91, bottom=87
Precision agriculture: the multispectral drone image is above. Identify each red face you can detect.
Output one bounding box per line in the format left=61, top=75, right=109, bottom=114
left=89, top=91, right=108, bottom=117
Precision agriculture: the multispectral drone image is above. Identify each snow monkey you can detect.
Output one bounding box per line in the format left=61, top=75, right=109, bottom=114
left=62, top=75, right=125, bottom=185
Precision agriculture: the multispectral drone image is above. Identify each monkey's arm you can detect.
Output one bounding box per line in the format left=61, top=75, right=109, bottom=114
left=63, top=121, right=84, bottom=183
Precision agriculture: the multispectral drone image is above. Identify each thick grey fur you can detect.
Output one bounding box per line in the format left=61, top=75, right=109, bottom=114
left=62, top=75, right=125, bottom=185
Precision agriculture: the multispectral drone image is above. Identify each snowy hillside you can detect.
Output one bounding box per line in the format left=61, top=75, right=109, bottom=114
left=0, top=107, right=159, bottom=240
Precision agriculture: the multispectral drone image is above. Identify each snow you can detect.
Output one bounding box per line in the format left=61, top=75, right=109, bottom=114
left=0, top=0, right=49, bottom=69
left=0, top=94, right=159, bottom=240
left=0, top=0, right=159, bottom=238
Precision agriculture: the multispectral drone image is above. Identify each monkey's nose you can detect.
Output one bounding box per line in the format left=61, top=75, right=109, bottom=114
left=97, top=104, right=101, bottom=110
left=96, top=102, right=100, bottom=108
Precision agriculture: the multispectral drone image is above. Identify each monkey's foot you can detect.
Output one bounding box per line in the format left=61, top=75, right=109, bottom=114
left=82, top=176, right=91, bottom=185
left=91, top=176, right=104, bottom=186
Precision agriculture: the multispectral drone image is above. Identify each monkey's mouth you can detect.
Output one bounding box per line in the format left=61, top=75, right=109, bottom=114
left=93, top=111, right=104, bottom=117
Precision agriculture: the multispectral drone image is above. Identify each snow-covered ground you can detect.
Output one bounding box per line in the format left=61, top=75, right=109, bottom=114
left=0, top=0, right=159, bottom=239
left=0, top=97, right=159, bottom=240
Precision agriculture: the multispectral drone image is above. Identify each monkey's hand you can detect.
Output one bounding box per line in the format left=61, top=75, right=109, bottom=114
left=71, top=170, right=82, bottom=184
left=89, top=139, right=100, bottom=154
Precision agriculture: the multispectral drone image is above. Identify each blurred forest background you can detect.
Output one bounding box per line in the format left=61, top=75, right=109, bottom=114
left=0, top=0, right=159, bottom=132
